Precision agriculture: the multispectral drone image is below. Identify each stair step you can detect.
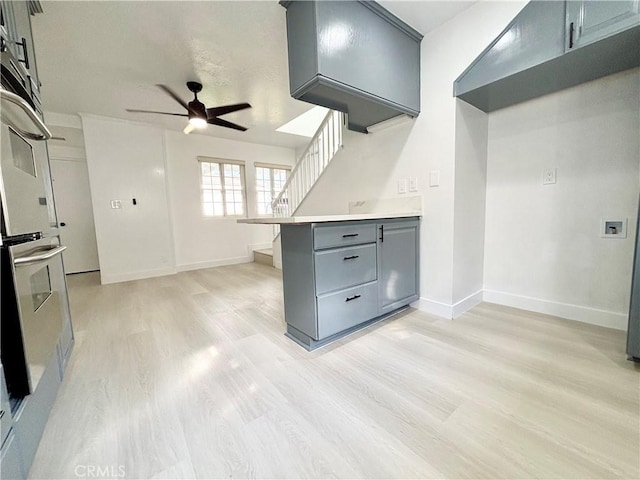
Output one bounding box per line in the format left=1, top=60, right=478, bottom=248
left=254, top=249, right=274, bottom=267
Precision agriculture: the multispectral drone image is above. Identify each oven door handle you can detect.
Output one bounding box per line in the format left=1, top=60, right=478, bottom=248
left=0, top=88, right=52, bottom=141
left=14, top=246, right=66, bottom=266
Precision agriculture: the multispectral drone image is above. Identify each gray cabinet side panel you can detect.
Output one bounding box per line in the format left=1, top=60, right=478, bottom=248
left=281, top=224, right=318, bottom=339
left=315, top=1, right=420, bottom=111
left=284, top=1, right=318, bottom=94
left=455, top=1, right=565, bottom=96
left=627, top=202, right=640, bottom=358
left=1, top=432, right=26, bottom=480
left=11, top=351, right=60, bottom=475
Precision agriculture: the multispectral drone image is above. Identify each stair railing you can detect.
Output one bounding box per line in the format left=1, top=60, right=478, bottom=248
left=272, top=110, right=344, bottom=219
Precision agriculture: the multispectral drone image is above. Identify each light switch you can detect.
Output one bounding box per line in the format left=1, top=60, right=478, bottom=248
left=429, top=170, right=440, bottom=187
left=110, top=200, right=122, bottom=209
left=409, top=177, right=418, bottom=192
left=398, top=179, right=407, bottom=194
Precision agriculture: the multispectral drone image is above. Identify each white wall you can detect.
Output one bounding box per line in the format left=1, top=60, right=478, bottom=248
left=296, top=1, right=528, bottom=315
left=80, top=115, right=296, bottom=283
left=163, top=130, right=295, bottom=271
left=483, top=68, right=640, bottom=330
left=452, top=100, right=488, bottom=311
left=81, top=115, right=175, bottom=284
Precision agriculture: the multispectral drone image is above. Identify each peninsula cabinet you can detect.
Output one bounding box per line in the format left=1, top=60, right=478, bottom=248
left=281, top=216, right=420, bottom=350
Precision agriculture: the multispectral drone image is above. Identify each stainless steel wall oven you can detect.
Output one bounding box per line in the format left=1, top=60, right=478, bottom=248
left=1, top=45, right=68, bottom=409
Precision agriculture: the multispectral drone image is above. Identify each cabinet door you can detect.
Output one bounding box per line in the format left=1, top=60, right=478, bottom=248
left=377, top=220, right=419, bottom=314
left=567, top=0, right=640, bottom=50
left=9, top=1, right=39, bottom=97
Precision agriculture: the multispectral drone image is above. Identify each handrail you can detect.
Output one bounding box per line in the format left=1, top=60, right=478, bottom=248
left=271, top=109, right=343, bottom=218
left=274, top=109, right=335, bottom=199
left=0, top=88, right=52, bottom=141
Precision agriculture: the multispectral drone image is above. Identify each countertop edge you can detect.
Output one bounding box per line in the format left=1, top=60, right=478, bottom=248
left=237, top=212, right=422, bottom=225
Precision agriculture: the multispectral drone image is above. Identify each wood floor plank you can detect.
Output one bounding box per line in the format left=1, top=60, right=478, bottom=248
left=28, top=264, right=640, bottom=479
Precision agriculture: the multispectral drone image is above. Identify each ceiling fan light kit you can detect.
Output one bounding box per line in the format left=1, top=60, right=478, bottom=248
left=126, top=82, right=252, bottom=134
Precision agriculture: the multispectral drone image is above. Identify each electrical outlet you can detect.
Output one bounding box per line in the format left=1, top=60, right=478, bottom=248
left=398, top=179, right=407, bottom=194
left=543, top=168, right=557, bottom=185
left=409, top=177, right=418, bottom=192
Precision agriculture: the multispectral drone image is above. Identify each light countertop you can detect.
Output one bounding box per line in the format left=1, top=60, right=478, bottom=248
left=237, top=212, right=421, bottom=225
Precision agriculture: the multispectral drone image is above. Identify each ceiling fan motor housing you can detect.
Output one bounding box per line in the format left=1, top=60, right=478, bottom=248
left=188, top=99, right=207, bottom=120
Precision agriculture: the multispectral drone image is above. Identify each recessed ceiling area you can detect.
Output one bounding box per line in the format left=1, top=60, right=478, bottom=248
left=31, top=1, right=476, bottom=149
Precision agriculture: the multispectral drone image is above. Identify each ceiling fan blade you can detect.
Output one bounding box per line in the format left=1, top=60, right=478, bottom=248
left=206, top=103, right=252, bottom=118
left=156, top=84, right=190, bottom=111
left=183, top=123, right=196, bottom=135
left=208, top=117, right=248, bottom=132
left=126, top=109, right=188, bottom=117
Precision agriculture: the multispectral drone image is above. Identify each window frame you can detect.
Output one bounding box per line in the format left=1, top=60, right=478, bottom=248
left=254, top=162, right=291, bottom=216
left=198, top=156, right=248, bottom=218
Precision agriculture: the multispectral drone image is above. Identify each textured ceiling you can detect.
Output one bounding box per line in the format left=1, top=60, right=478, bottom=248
left=31, top=1, right=475, bottom=149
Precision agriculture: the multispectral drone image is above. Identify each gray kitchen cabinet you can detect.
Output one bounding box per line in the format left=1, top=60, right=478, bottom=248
left=566, top=0, right=640, bottom=50
left=378, top=220, right=419, bottom=314
left=8, top=1, right=41, bottom=103
left=281, top=216, right=420, bottom=350
left=281, top=1, right=422, bottom=133
left=1, top=431, right=26, bottom=480
left=11, top=351, right=61, bottom=477
left=455, top=1, right=566, bottom=102
left=0, top=0, right=42, bottom=109
left=454, top=0, right=640, bottom=112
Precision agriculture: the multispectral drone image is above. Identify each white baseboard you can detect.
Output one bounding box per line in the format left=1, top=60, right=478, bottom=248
left=413, top=289, right=484, bottom=320
left=483, top=289, right=628, bottom=331
left=100, top=267, right=176, bottom=285
left=452, top=290, right=484, bottom=318
left=176, top=256, right=250, bottom=272
left=412, top=297, right=453, bottom=319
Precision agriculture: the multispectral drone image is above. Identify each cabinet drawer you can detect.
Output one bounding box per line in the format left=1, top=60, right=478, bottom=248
left=313, top=223, right=377, bottom=250
left=317, top=282, right=378, bottom=339
left=314, top=244, right=377, bottom=294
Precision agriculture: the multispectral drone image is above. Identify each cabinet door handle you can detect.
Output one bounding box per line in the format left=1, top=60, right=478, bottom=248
left=345, top=294, right=361, bottom=302
left=379, top=225, right=384, bottom=242
left=569, top=22, right=574, bottom=49
left=343, top=255, right=359, bottom=261
left=16, top=37, right=30, bottom=70
left=342, top=233, right=358, bottom=238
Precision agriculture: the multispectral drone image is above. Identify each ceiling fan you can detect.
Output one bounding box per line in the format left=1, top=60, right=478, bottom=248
left=126, top=82, right=252, bottom=134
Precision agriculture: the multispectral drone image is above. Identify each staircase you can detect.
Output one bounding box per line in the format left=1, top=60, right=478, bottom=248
left=272, top=109, right=344, bottom=219
left=253, top=109, right=344, bottom=268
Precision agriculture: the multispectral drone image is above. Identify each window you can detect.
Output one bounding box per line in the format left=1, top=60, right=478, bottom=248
left=198, top=157, right=246, bottom=217
left=255, top=163, right=290, bottom=215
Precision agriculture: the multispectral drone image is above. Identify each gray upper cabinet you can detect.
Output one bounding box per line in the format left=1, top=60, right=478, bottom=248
left=455, top=1, right=566, bottom=101
left=567, top=0, right=640, bottom=49
left=454, top=0, right=640, bottom=112
left=281, top=1, right=422, bottom=133
left=0, top=0, right=42, bottom=109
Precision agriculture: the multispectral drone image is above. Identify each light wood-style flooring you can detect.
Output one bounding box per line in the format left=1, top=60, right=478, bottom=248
left=29, top=263, right=639, bottom=479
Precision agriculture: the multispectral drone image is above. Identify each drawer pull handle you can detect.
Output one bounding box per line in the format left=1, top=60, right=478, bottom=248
left=343, top=255, right=359, bottom=260
left=345, top=294, right=361, bottom=302
left=342, top=233, right=359, bottom=238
